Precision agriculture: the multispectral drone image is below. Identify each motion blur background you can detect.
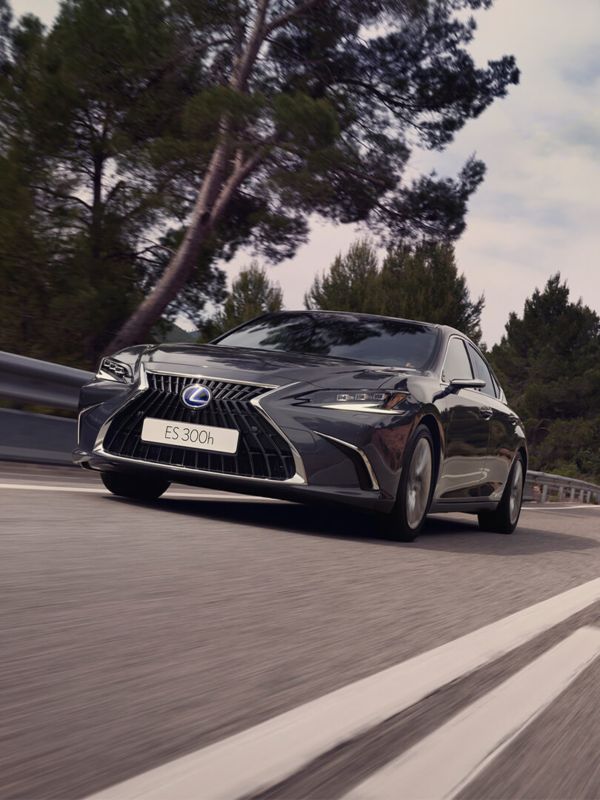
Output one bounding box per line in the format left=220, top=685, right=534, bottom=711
left=4, top=5, right=600, bottom=800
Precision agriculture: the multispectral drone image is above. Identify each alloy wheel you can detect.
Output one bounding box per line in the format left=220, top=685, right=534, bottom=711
left=509, top=459, right=524, bottom=525
left=406, top=437, right=433, bottom=530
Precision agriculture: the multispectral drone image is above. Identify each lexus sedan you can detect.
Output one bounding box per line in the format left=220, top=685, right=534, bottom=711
left=74, top=311, right=527, bottom=540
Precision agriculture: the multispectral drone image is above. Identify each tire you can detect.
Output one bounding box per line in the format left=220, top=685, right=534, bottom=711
left=385, top=425, right=435, bottom=542
left=478, top=455, right=525, bottom=534
left=101, top=471, right=170, bottom=501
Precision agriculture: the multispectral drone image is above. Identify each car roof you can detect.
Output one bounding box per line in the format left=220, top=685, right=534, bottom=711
left=261, top=308, right=442, bottom=332
left=260, top=310, right=475, bottom=342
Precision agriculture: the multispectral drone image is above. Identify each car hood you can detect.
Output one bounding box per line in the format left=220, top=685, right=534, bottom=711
left=142, top=343, right=418, bottom=390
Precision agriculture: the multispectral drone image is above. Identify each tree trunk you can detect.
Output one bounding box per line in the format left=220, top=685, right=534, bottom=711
left=105, top=0, right=323, bottom=353
left=105, top=139, right=264, bottom=352
left=105, top=139, right=229, bottom=352
left=90, top=151, right=104, bottom=263
left=105, top=4, right=272, bottom=354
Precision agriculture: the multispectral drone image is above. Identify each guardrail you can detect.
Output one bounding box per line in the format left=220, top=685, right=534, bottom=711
left=0, top=350, right=93, bottom=464
left=0, top=350, right=93, bottom=411
left=525, top=470, right=599, bottom=505
left=1, top=351, right=600, bottom=501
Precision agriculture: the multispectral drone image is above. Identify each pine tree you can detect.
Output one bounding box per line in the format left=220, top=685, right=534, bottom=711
left=106, top=0, right=519, bottom=349
left=202, top=263, right=283, bottom=340
left=305, top=240, right=381, bottom=314
left=305, top=239, right=484, bottom=342
left=379, top=242, right=484, bottom=342
left=489, top=274, right=600, bottom=481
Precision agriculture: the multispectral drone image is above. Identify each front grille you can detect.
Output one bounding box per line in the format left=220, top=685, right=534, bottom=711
left=102, top=372, right=296, bottom=481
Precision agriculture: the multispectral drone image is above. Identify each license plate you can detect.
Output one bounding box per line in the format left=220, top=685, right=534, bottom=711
left=141, top=417, right=239, bottom=454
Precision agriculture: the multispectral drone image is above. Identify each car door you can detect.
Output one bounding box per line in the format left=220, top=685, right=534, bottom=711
left=435, top=336, right=492, bottom=500
left=466, top=344, right=518, bottom=499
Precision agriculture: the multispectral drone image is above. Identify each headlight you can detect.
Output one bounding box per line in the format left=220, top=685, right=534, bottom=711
left=302, top=389, right=409, bottom=413
left=96, top=356, right=134, bottom=383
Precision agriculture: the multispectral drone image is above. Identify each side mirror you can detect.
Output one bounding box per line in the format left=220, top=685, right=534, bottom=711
left=449, top=378, right=486, bottom=392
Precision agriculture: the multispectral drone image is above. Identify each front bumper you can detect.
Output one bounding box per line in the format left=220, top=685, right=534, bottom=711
left=73, top=445, right=392, bottom=511
left=75, top=364, right=418, bottom=512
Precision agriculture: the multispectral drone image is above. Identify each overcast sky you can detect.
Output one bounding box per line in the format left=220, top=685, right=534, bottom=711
left=11, top=0, right=600, bottom=344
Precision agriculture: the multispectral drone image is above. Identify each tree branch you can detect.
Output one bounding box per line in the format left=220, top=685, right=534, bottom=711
left=230, top=0, right=271, bottom=90
left=212, top=148, right=266, bottom=223
left=31, top=185, right=93, bottom=212
left=265, top=0, right=325, bottom=34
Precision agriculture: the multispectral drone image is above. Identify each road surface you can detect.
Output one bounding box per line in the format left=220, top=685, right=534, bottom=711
left=2, top=461, right=600, bottom=799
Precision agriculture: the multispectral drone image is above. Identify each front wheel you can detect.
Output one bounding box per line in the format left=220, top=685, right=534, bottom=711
left=385, top=425, right=435, bottom=542
left=478, top=455, right=525, bottom=534
left=101, top=471, right=170, bottom=501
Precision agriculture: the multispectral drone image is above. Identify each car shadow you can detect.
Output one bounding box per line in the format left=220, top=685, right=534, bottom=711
left=106, top=495, right=599, bottom=556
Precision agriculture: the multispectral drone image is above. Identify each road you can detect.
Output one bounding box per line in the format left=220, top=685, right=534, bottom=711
left=2, top=460, right=600, bottom=800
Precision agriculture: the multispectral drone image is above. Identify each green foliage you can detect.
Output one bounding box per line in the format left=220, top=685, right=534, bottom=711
left=1, top=0, right=520, bottom=358
left=201, top=263, right=283, bottom=341
left=0, top=0, right=226, bottom=365
left=306, top=238, right=484, bottom=342
left=379, top=243, right=484, bottom=342
left=489, top=275, right=600, bottom=483
left=305, top=240, right=381, bottom=314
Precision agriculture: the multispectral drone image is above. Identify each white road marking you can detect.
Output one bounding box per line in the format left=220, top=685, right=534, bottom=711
left=84, top=577, right=600, bottom=800
left=345, top=626, right=600, bottom=800
left=2, top=479, right=596, bottom=511
left=523, top=504, right=600, bottom=511
left=0, top=482, right=274, bottom=501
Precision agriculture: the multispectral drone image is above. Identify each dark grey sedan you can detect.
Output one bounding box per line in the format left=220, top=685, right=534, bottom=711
left=74, top=311, right=527, bottom=541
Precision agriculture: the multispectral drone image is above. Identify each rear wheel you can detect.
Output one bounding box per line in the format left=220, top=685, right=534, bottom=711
left=385, top=425, right=435, bottom=542
left=478, top=456, right=524, bottom=534
left=101, top=471, right=170, bottom=501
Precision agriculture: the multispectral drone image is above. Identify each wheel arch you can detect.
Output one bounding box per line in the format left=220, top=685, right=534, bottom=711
left=517, top=444, right=528, bottom=474
left=418, top=412, right=443, bottom=486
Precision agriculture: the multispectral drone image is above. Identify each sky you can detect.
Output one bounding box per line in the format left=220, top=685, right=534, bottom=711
left=10, top=0, right=600, bottom=345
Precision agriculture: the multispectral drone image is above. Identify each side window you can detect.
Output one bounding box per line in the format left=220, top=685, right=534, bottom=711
left=442, top=338, right=473, bottom=382
left=467, top=345, right=496, bottom=398
left=491, top=373, right=505, bottom=401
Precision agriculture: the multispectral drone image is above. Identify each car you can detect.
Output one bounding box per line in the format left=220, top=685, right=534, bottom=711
left=74, top=310, right=527, bottom=541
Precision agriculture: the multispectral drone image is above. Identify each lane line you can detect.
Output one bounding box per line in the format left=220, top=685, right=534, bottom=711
left=0, top=482, right=274, bottom=501
left=344, top=626, right=600, bottom=800
left=2, top=480, right=597, bottom=512
left=523, top=504, right=600, bottom=512
left=84, top=577, right=600, bottom=800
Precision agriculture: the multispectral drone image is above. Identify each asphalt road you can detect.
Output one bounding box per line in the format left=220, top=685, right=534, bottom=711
left=2, top=461, right=600, bottom=799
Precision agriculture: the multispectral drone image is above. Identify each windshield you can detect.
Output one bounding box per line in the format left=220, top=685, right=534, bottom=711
left=214, top=313, right=439, bottom=369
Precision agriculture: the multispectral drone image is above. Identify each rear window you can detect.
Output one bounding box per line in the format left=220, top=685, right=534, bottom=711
left=214, top=313, right=439, bottom=369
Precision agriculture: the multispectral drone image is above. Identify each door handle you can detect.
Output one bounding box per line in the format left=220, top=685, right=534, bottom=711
left=479, top=407, right=493, bottom=420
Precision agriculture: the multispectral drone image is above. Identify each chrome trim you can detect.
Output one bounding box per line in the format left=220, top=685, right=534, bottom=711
left=145, top=367, right=279, bottom=389
left=77, top=402, right=103, bottom=445
left=96, top=369, right=130, bottom=383
left=315, top=431, right=380, bottom=492
left=318, top=403, right=408, bottom=415
left=94, top=362, right=149, bottom=452
left=250, top=384, right=307, bottom=484
left=92, top=445, right=306, bottom=485
left=92, top=363, right=307, bottom=486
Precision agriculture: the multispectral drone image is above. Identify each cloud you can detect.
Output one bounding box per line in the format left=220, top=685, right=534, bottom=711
left=560, top=45, right=600, bottom=88
left=415, top=0, right=600, bottom=343
left=226, top=0, right=600, bottom=345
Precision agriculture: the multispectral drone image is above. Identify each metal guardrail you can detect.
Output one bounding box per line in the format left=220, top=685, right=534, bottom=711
left=0, top=350, right=93, bottom=411
left=0, top=350, right=92, bottom=464
left=525, top=470, right=599, bottom=505
left=1, top=351, right=600, bottom=501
